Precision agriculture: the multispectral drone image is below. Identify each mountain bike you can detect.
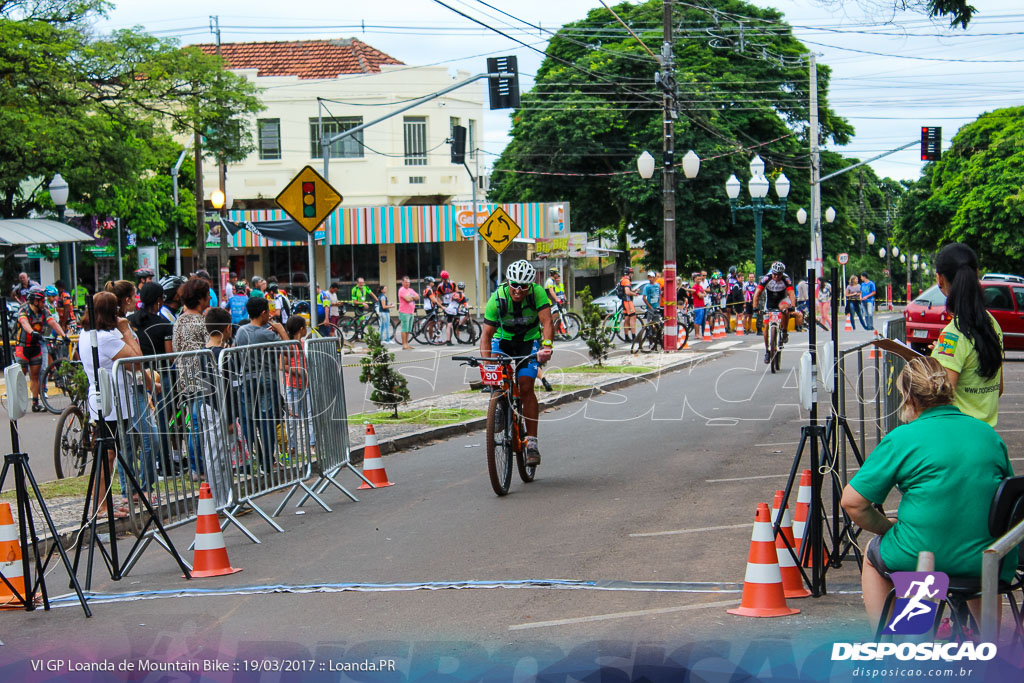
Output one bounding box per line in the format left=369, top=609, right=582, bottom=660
left=765, top=308, right=784, bottom=373
left=601, top=303, right=639, bottom=343
left=551, top=302, right=582, bottom=342
left=53, top=376, right=94, bottom=480
left=453, top=355, right=537, bottom=496
left=631, top=311, right=664, bottom=354
left=339, top=302, right=379, bottom=342
left=412, top=309, right=445, bottom=345
left=453, top=305, right=481, bottom=345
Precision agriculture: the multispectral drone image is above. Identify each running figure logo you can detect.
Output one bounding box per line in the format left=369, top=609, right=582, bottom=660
left=884, top=571, right=949, bottom=635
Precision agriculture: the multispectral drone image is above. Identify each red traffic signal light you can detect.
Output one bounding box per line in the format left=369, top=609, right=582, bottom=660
left=921, top=126, right=941, bottom=161
left=302, top=181, right=316, bottom=218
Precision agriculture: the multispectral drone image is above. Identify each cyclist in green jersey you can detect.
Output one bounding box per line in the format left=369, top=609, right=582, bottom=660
left=351, top=277, right=378, bottom=313
left=481, top=260, right=554, bottom=465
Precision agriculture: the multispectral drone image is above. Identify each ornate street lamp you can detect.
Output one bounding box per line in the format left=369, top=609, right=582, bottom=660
left=726, top=158, right=789, bottom=278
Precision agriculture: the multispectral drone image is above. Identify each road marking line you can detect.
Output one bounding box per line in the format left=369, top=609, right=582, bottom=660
left=705, top=473, right=790, bottom=483
left=508, top=598, right=740, bottom=630
left=707, top=340, right=743, bottom=350
left=630, top=522, right=752, bottom=538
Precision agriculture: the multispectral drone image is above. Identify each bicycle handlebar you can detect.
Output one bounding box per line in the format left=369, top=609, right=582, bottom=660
left=452, top=354, right=539, bottom=367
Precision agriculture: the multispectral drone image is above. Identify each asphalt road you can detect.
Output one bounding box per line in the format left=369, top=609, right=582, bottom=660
left=13, top=321, right=1013, bottom=661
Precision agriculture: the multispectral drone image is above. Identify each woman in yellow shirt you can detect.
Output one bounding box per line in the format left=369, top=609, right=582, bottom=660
left=931, top=243, right=1003, bottom=426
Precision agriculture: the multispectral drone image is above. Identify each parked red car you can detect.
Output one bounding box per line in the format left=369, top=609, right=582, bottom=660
left=904, top=279, right=1024, bottom=353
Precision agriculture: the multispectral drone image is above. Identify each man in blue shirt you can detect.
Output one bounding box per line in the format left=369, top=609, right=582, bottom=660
left=228, top=281, right=249, bottom=324
left=641, top=271, right=661, bottom=320
left=859, top=273, right=877, bottom=331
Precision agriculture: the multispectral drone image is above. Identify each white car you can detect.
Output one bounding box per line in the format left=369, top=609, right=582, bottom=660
left=591, top=289, right=647, bottom=316
left=981, top=273, right=1024, bottom=284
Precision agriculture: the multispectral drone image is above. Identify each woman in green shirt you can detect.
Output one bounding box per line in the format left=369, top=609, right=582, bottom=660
left=931, top=243, right=1003, bottom=426
left=842, top=356, right=1015, bottom=627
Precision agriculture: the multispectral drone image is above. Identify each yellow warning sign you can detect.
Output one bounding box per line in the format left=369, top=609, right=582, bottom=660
left=275, top=166, right=343, bottom=233
left=478, top=206, right=520, bottom=254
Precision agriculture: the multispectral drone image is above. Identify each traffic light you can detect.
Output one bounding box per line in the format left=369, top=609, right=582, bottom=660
left=451, top=125, right=467, bottom=164
left=302, top=181, right=316, bottom=218
left=921, top=127, right=942, bottom=161
left=487, top=56, right=520, bottom=110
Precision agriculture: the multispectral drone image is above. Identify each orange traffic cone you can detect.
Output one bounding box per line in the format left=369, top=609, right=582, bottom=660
left=844, top=313, right=853, bottom=332
left=792, top=470, right=827, bottom=568
left=189, top=483, right=242, bottom=578
left=359, top=423, right=394, bottom=489
left=728, top=503, right=800, bottom=618
left=868, top=331, right=880, bottom=359
left=772, top=491, right=811, bottom=599
left=702, top=316, right=713, bottom=343
left=713, top=315, right=726, bottom=339
left=0, top=503, right=27, bottom=609
left=736, top=316, right=745, bottom=336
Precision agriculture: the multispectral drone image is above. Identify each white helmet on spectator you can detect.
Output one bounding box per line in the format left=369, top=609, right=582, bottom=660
left=505, top=260, right=536, bottom=284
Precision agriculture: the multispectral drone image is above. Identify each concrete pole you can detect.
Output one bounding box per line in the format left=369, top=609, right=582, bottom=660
left=809, top=54, right=822, bottom=278
left=661, top=0, right=679, bottom=351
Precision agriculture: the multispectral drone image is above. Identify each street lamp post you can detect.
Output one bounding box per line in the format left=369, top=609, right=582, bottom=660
left=637, top=148, right=700, bottom=351
left=49, top=174, right=71, bottom=286
left=726, top=156, right=789, bottom=278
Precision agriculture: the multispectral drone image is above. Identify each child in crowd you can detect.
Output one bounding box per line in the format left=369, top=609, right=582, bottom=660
left=284, top=316, right=315, bottom=455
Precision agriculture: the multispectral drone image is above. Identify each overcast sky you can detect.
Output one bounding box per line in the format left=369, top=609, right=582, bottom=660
left=101, top=0, right=1024, bottom=182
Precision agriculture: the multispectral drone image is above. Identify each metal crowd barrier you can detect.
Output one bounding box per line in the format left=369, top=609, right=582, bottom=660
left=111, top=349, right=233, bottom=573
left=295, top=336, right=374, bottom=508
left=833, top=316, right=907, bottom=484
left=217, top=340, right=331, bottom=542
left=981, top=517, right=1024, bottom=641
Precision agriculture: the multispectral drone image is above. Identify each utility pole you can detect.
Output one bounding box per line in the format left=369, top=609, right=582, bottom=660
left=885, top=192, right=893, bottom=310
left=194, top=129, right=205, bottom=274
left=857, top=170, right=865, bottom=256
left=809, top=54, right=822, bottom=278
left=213, top=15, right=228, bottom=298
left=659, top=0, right=679, bottom=351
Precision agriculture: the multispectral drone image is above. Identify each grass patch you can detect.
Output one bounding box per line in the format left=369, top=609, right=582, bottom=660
left=1, top=474, right=121, bottom=502
left=348, top=408, right=486, bottom=426
left=559, top=365, right=653, bottom=374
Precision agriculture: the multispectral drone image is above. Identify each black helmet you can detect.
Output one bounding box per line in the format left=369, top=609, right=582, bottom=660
left=133, top=268, right=154, bottom=280
left=424, top=276, right=435, bottom=284
left=624, top=266, right=634, bottom=275
left=770, top=261, right=786, bottom=275
left=728, top=265, right=737, bottom=276
left=159, top=274, right=186, bottom=295
left=27, top=285, right=45, bottom=302
left=457, top=281, right=466, bottom=290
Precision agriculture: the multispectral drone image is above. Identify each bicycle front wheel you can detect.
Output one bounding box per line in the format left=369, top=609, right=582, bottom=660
left=769, top=325, right=780, bottom=374
left=54, top=406, right=88, bottom=479
left=41, top=361, right=75, bottom=415
left=486, top=393, right=514, bottom=496
left=561, top=312, right=582, bottom=341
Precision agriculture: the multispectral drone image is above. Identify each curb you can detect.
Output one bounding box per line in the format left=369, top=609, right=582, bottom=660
left=355, top=350, right=724, bottom=460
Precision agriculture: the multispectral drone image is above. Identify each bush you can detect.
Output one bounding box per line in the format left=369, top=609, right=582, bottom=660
left=578, top=286, right=612, bottom=366
left=358, top=328, right=410, bottom=418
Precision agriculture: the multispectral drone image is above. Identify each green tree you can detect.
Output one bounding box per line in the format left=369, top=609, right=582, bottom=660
left=359, top=327, right=411, bottom=418
left=577, top=286, right=612, bottom=366
left=0, top=0, right=261, bottom=279
left=895, top=106, right=1024, bottom=273
left=490, top=0, right=857, bottom=277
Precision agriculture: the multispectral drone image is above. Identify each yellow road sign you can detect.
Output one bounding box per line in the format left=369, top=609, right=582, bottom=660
left=275, top=166, right=343, bottom=233
left=478, top=206, right=520, bottom=254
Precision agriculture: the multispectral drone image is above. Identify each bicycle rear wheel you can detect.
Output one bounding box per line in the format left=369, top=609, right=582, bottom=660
left=54, top=406, right=89, bottom=479
left=454, top=318, right=477, bottom=345
left=642, top=325, right=662, bottom=352
left=630, top=327, right=644, bottom=354
left=562, top=312, right=582, bottom=341
left=486, top=393, right=514, bottom=496
left=41, top=361, right=76, bottom=415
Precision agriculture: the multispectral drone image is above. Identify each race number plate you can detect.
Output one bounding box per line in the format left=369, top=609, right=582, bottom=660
left=480, top=364, right=503, bottom=386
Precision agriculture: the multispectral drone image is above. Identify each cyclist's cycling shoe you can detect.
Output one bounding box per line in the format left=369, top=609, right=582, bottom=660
left=541, top=377, right=553, bottom=392
left=764, top=351, right=771, bottom=365
left=31, top=402, right=46, bottom=413
left=782, top=331, right=789, bottom=345
left=525, top=437, right=541, bottom=466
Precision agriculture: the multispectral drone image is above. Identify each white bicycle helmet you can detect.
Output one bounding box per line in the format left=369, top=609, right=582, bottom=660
left=505, top=259, right=536, bottom=285
left=770, top=261, right=786, bottom=275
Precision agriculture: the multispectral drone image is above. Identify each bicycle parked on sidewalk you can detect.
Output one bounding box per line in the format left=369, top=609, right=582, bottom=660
left=453, top=354, right=537, bottom=496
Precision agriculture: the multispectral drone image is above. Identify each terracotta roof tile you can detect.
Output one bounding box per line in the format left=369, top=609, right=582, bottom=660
left=194, top=38, right=403, bottom=79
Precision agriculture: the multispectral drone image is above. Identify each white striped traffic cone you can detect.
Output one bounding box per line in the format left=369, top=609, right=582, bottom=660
left=189, top=483, right=242, bottom=578
left=772, top=490, right=811, bottom=599
left=844, top=313, right=853, bottom=332
left=728, top=503, right=800, bottom=618
left=0, top=503, right=26, bottom=609
left=792, top=470, right=827, bottom=568
left=702, top=315, right=713, bottom=343
left=713, top=315, right=726, bottom=339
left=736, top=316, right=745, bottom=335
left=359, top=423, right=394, bottom=489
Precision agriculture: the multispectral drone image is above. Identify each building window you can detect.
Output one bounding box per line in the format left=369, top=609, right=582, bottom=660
left=311, top=117, right=363, bottom=159
left=409, top=176, right=425, bottom=184
left=449, top=116, right=460, bottom=138
left=404, top=116, right=427, bottom=166
left=467, top=119, right=476, bottom=159
left=257, top=119, right=281, bottom=160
